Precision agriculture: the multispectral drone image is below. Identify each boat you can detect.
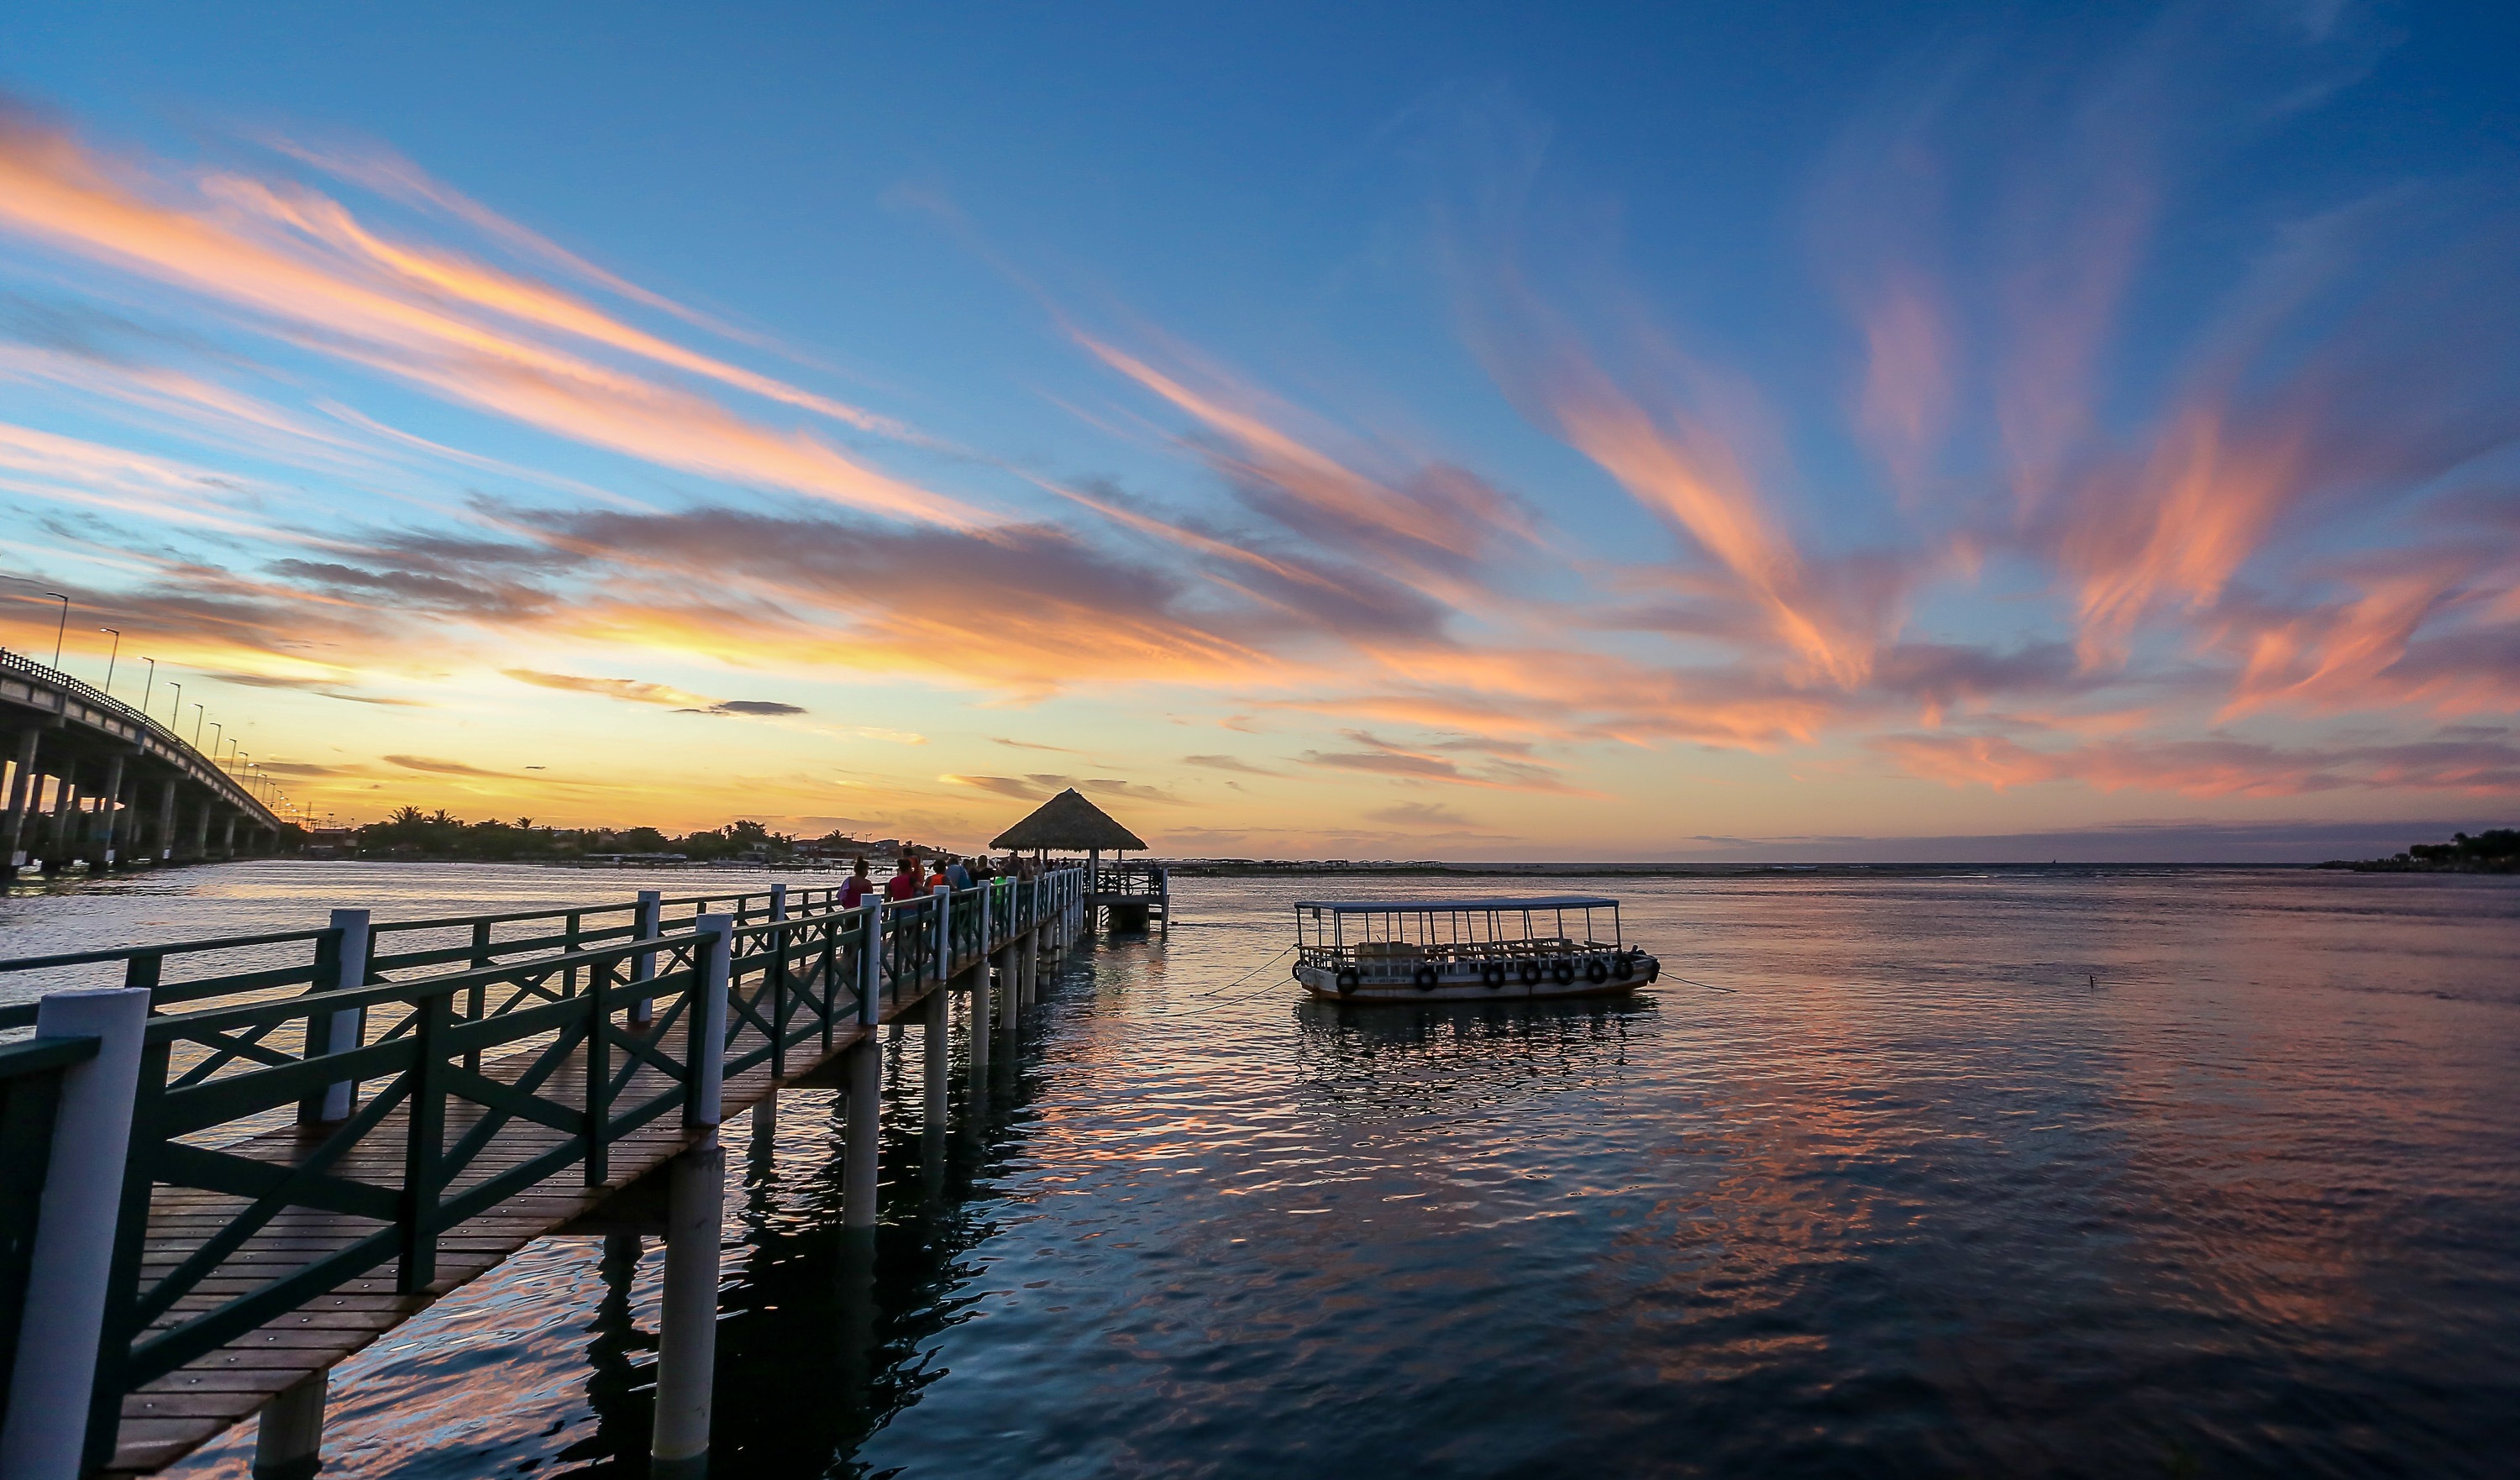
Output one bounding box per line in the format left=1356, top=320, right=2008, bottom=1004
left=1292, top=895, right=1658, bottom=1001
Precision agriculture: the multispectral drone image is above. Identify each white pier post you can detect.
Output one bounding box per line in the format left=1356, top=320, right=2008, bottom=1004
left=251, top=1370, right=328, bottom=1480
left=651, top=915, right=731, bottom=1480
left=859, top=897, right=885, bottom=1024
left=844, top=898, right=884, bottom=1228
left=315, top=909, right=370, bottom=1122
left=931, top=883, right=951, bottom=986
left=630, top=890, right=661, bottom=1026
left=0, top=986, right=150, bottom=1480
left=843, top=1029, right=882, bottom=1229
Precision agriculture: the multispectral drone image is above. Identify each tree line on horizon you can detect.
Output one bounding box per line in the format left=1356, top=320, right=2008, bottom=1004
left=348, top=806, right=916, bottom=863
left=2323, top=828, right=2519, bottom=873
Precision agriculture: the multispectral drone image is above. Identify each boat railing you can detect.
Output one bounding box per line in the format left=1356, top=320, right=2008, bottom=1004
left=1298, top=936, right=1625, bottom=975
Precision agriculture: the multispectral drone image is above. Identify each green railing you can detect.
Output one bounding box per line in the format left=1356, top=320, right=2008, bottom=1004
left=0, top=868, right=1084, bottom=1469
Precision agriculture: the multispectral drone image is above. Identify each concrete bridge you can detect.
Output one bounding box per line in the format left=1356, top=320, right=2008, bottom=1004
left=2, top=650, right=286, bottom=881
left=0, top=869, right=1085, bottom=1479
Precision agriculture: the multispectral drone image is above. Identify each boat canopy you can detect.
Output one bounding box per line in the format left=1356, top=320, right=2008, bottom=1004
left=1293, top=895, right=1618, bottom=913
left=1294, top=895, right=1624, bottom=953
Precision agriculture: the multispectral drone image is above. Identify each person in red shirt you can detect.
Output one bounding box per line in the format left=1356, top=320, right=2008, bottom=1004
left=839, top=856, right=873, bottom=907
left=885, top=853, right=924, bottom=902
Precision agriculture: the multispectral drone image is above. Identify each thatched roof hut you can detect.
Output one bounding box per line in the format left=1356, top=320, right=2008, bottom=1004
left=990, top=788, right=1147, bottom=853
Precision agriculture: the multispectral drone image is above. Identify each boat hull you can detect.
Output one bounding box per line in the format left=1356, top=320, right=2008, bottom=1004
left=1294, top=955, right=1656, bottom=1003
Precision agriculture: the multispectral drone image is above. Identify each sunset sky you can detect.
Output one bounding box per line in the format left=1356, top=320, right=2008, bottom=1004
left=3, top=2, right=2516, bottom=860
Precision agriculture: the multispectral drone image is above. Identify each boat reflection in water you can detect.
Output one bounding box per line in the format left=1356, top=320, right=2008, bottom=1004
left=1290, top=990, right=1654, bottom=1120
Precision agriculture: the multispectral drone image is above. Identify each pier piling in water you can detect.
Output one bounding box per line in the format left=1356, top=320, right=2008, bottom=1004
left=652, top=1136, right=725, bottom=1480
left=843, top=1038, right=882, bottom=1229
left=249, top=1372, right=326, bottom=1480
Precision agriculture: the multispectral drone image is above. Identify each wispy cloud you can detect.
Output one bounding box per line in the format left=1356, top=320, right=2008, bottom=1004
left=1183, top=753, right=1282, bottom=776
left=0, top=101, right=977, bottom=522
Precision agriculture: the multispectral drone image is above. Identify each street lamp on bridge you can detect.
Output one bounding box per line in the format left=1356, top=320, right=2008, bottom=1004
left=191, top=703, right=205, bottom=748
left=44, top=592, right=68, bottom=666
left=99, top=628, right=120, bottom=695
left=139, top=656, right=156, bottom=716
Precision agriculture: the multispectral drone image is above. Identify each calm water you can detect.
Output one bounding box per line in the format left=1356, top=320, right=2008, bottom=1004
left=6, top=862, right=2518, bottom=1477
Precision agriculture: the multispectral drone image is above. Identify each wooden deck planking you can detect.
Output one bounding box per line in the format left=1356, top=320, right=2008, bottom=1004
left=105, top=952, right=989, bottom=1475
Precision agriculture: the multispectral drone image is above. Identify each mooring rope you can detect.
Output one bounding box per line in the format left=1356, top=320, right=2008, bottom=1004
left=1666, top=974, right=1738, bottom=993
left=1148, top=944, right=1299, bottom=1012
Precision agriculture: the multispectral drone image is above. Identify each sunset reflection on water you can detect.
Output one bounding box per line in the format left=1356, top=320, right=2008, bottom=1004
left=13, top=864, right=2507, bottom=1478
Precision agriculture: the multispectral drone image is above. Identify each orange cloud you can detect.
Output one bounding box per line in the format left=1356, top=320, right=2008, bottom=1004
left=0, top=105, right=971, bottom=522
left=2061, top=405, right=2313, bottom=667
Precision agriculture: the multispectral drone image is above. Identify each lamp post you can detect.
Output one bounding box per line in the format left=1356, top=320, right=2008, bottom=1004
left=139, top=657, right=156, bottom=717
left=99, top=628, right=120, bottom=696
left=167, top=680, right=181, bottom=729
left=209, top=722, right=222, bottom=762
left=45, top=592, right=68, bottom=667
left=191, top=703, right=205, bottom=748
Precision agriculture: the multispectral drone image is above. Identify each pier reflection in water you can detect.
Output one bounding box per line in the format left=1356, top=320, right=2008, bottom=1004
left=47, top=864, right=2517, bottom=1477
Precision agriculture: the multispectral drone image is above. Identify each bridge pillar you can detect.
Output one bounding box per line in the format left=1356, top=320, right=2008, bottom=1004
left=2, top=727, right=37, bottom=874
left=89, top=754, right=123, bottom=869
left=190, top=795, right=210, bottom=858
left=155, top=778, right=175, bottom=861
left=220, top=811, right=237, bottom=858
left=250, top=1371, right=328, bottom=1480
left=45, top=765, right=76, bottom=871
left=842, top=1035, right=881, bottom=1229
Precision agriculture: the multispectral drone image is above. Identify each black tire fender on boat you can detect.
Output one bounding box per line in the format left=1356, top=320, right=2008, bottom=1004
left=1480, top=962, right=1506, bottom=989
left=1612, top=952, right=1636, bottom=981
left=1585, top=958, right=1609, bottom=985
left=1412, top=963, right=1439, bottom=991
left=1644, top=958, right=1661, bottom=984
left=1335, top=966, right=1361, bottom=995
left=1551, top=958, right=1577, bottom=986
left=1518, top=959, right=1543, bottom=986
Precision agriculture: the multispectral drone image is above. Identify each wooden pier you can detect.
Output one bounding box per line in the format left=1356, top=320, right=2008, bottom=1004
left=0, top=870, right=1086, bottom=1479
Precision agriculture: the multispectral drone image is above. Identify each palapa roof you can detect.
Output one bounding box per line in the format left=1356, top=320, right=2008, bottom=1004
left=990, top=788, right=1147, bottom=852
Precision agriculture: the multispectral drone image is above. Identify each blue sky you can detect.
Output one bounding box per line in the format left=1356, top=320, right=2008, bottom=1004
left=2, top=1, right=2516, bottom=858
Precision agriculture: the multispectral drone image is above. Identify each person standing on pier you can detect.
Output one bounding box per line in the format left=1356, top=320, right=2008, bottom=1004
left=840, top=856, right=873, bottom=907
left=944, top=855, right=974, bottom=889
left=886, top=852, right=924, bottom=901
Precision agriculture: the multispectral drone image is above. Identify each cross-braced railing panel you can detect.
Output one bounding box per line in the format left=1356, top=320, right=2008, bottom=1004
left=12, top=866, right=1085, bottom=1469
left=99, top=929, right=722, bottom=1415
